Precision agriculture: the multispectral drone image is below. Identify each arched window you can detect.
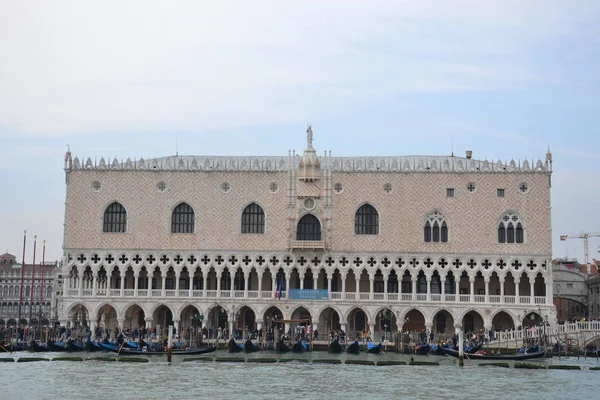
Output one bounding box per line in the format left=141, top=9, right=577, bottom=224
left=354, top=204, right=379, bottom=235
left=103, top=202, right=127, bottom=233
left=241, top=203, right=265, bottom=234
left=424, top=211, right=448, bottom=243
left=296, top=214, right=321, bottom=241
left=171, top=203, right=195, bottom=233
left=498, top=213, right=524, bottom=244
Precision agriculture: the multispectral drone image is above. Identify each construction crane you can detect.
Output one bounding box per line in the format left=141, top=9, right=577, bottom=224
left=560, top=232, right=600, bottom=274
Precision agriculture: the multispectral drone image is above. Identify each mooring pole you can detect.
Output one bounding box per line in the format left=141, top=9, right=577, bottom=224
left=167, top=325, right=173, bottom=363
left=458, top=328, right=464, bottom=367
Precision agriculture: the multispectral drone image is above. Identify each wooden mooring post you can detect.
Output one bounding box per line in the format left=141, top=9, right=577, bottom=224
left=167, top=325, right=173, bottom=363
left=458, top=328, right=464, bottom=367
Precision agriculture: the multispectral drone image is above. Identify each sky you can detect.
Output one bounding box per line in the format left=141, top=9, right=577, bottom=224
left=1, top=0, right=599, bottom=263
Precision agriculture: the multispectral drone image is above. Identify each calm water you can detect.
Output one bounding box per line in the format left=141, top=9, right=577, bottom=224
left=1, top=350, right=599, bottom=400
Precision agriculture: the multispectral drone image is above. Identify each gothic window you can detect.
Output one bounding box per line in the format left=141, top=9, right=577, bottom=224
left=103, top=202, right=127, bottom=233
left=241, top=203, right=265, bottom=234
left=171, top=203, right=195, bottom=233
left=296, top=214, right=321, bottom=241
left=354, top=204, right=379, bottom=235
left=424, top=211, right=448, bottom=243
left=498, top=213, right=524, bottom=244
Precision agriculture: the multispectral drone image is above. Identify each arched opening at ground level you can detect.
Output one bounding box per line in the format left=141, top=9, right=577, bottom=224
left=462, top=311, right=484, bottom=334
left=492, top=311, right=515, bottom=331
left=68, top=304, right=90, bottom=328
left=374, top=308, right=397, bottom=341
left=347, top=308, right=368, bottom=337
left=123, top=304, right=145, bottom=331
left=96, top=304, right=118, bottom=332
left=523, top=312, right=543, bottom=328
left=402, top=309, right=425, bottom=333
left=432, top=310, right=454, bottom=335
left=152, top=305, right=174, bottom=334
left=318, top=307, right=341, bottom=336
left=233, top=306, right=256, bottom=337
left=180, top=305, right=203, bottom=345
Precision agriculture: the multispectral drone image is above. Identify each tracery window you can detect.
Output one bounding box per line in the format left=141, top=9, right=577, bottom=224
left=171, top=203, right=195, bottom=233
left=103, top=202, right=127, bottom=233
left=354, top=204, right=379, bottom=235
left=241, top=203, right=265, bottom=234
left=424, top=211, right=448, bottom=242
left=498, top=213, right=524, bottom=243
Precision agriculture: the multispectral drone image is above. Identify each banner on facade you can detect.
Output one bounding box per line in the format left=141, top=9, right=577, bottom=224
left=288, top=289, right=328, bottom=300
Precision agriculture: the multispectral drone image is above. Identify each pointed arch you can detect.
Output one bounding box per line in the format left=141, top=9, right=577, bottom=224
left=171, top=202, right=195, bottom=233
left=354, top=203, right=379, bottom=235
left=241, top=202, right=265, bottom=234
left=498, top=212, right=524, bottom=243
left=424, top=210, right=447, bottom=243
left=296, top=213, right=321, bottom=240
left=103, top=201, right=127, bottom=232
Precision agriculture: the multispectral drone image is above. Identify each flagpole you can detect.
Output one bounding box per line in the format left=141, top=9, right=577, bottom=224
left=29, top=235, right=37, bottom=326
left=17, top=230, right=27, bottom=329
left=39, top=240, right=46, bottom=339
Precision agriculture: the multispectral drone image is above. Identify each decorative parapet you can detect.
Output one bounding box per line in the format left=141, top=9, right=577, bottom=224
left=67, top=154, right=550, bottom=174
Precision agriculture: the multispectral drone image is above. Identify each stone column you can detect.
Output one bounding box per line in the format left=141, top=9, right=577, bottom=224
left=90, top=320, right=97, bottom=336
left=285, top=277, right=290, bottom=298
left=257, top=273, right=263, bottom=294
left=545, top=282, right=552, bottom=305
left=117, top=318, right=125, bottom=331
left=500, top=278, right=505, bottom=303
left=161, top=273, right=167, bottom=297
left=453, top=323, right=462, bottom=335
left=145, top=317, right=153, bottom=330
left=515, top=279, right=520, bottom=304
left=78, top=274, right=84, bottom=296
left=134, top=272, right=139, bottom=296
left=189, top=275, right=193, bottom=297
left=426, top=276, right=431, bottom=302
left=355, top=277, right=360, bottom=297
left=202, top=274, right=208, bottom=294
left=175, top=273, right=181, bottom=296
left=256, top=320, right=263, bottom=332
left=530, top=281, right=535, bottom=304
left=455, top=279, right=460, bottom=300
left=369, top=277, right=374, bottom=300
left=244, top=275, right=248, bottom=298
left=368, top=323, right=375, bottom=339
left=412, top=278, right=417, bottom=301
left=469, top=279, right=475, bottom=302
left=272, top=277, right=277, bottom=298
left=441, top=274, right=446, bottom=297
left=92, top=273, right=98, bottom=296
left=327, top=276, right=332, bottom=296
left=300, top=273, right=304, bottom=290
left=383, top=276, right=388, bottom=299
left=313, top=276, right=318, bottom=290
left=120, top=271, right=126, bottom=297
left=341, top=274, right=346, bottom=299
left=228, top=313, right=235, bottom=338
left=425, top=323, right=433, bottom=342
left=484, top=279, right=490, bottom=303
left=216, top=273, right=221, bottom=297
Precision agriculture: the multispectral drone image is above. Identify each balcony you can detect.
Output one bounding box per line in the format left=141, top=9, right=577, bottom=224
left=290, top=240, right=325, bottom=250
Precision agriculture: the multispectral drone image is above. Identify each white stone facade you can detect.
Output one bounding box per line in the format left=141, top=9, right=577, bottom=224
left=60, top=131, right=556, bottom=339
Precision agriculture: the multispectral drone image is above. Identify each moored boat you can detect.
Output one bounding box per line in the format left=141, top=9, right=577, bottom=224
left=328, top=338, right=343, bottom=354
left=346, top=340, right=360, bottom=355
left=106, top=345, right=217, bottom=356
left=28, top=341, right=49, bottom=352
left=276, top=338, right=292, bottom=353
left=244, top=339, right=260, bottom=353
left=366, top=342, right=381, bottom=354
left=228, top=338, right=244, bottom=353
left=292, top=341, right=308, bottom=353
left=443, top=348, right=546, bottom=361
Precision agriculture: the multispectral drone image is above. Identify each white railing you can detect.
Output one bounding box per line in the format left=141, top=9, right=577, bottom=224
left=96, top=289, right=107, bottom=296
left=401, top=294, right=412, bottom=301
left=193, top=290, right=203, bottom=298
left=459, top=295, right=470, bottom=302
left=416, top=294, right=427, bottom=301
left=534, top=296, right=546, bottom=304
left=151, top=290, right=161, bottom=297
left=137, top=289, right=148, bottom=297
left=345, top=293, right=356, bottom=300
left=444, top=294, right=456, bottom=302
left=110, top=289, right=121, bottom=297
left=290, top=240, right=325, bottom=249
left=373, top=293, right=384, bottom=300
left=165, top=290, right=176, bottom=297
left=123, top=289, right=135, bottom=297
left=504, top=295, right=516, bottom=304
left=179, top=291, right=189, bottom=297
left=206, top=290, right=217, bottom=298
left=331, top=292, right=342, bottom=300
left=474, top=295, right=486, bottom=303
left=220, top=291, right=231, bottom=298
left=430, top=294, right=441, bottom=302
left=519, top=296, right=531, bottom=304
left=261, top=291, right=272, bottom=299
left=489, top=295, right=500, bottom=303
left=359, top=293, right=370, bottom=300
left=387, top=293, right=398, bottom=301
left=67, top=289, right=78, bottom=296
left=234, top=291, right=245, bottom=298
left=247, top=291, right=259, bottom=298
left=82, top=289, right=92, bottom=296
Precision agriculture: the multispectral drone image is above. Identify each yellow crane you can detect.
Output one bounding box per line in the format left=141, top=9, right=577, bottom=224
left=560, top=232, right=600, bottom=273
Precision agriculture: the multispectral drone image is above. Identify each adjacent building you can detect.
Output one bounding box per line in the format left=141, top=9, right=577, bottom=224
left=59, top=128, right=556, bottom=339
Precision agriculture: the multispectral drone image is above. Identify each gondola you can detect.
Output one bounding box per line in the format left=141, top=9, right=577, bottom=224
left=346, top=340, right=360, bottom=355
left=429, top=344, right=445, bottom=356
left=28, top=341, right=49, bottom=352
left=443, top=347, right=546, bottom=361
left=244, top=339, right=260, bottom=353
left=292, top=341, right=308, bottom=353
left=276, top=338, right=292, bottom=353
left=328, top=338, right=343, bottom=354
left=47, top=341, right=68, bottom=352
left=67, top=340, right=84, bottom=352
left=106, top=345, right=217, bottom=356
left=1, top=342, right=24, bottom=352
left=414, top=343, right=430, bottom=355
left=366, top=342, right=381, bottom=354
left=228, top=338, right=244, bottom=353
left=84, top=340, right=104, bottom=352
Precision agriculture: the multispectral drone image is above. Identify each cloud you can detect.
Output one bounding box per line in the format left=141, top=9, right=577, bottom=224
left=1, top=0, right=598, bottom=138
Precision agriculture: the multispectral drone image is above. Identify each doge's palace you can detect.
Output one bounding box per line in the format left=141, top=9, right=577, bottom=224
left=60, top=128, right=555, bottom=339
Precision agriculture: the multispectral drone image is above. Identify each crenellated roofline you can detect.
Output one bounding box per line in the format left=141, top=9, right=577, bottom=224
left=65, top=154, right=552, bottom=174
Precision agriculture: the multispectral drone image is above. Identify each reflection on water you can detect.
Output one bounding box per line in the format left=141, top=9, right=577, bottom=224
left=1, top=350, right=598, bottom=400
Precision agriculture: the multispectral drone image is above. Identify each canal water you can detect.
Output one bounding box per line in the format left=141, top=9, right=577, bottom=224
left=1, top=350, right=598, bottom=400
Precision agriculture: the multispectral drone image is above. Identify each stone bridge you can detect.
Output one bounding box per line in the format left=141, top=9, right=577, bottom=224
left=491, top=321, right=600, bottom=348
